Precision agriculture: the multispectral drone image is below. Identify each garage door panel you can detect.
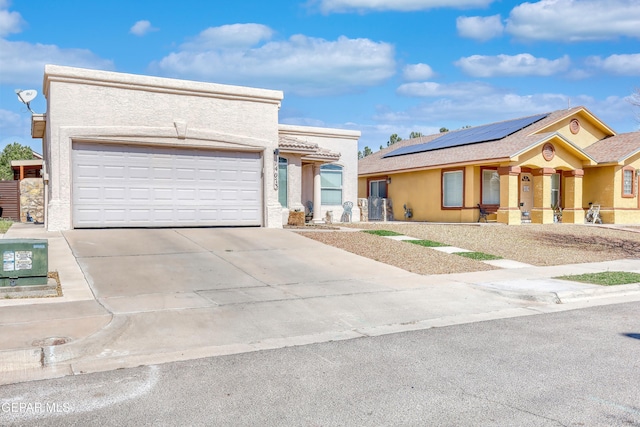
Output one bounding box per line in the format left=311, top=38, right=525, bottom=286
left=72, top=143, right=263, bottom=227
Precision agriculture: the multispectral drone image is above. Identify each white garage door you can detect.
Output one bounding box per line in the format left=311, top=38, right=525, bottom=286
left=72, top=142, right=263, bottom=228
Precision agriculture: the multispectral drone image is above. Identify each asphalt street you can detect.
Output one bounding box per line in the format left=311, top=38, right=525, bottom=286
left=2, top=301, right=639, bottom=426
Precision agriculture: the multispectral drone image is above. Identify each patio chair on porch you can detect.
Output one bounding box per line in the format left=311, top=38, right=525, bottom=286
left=341, top=201, right=353, bottom=222
left=585, top=204, right=602, bottom=224
left=477, top=204, right=489, bottom=223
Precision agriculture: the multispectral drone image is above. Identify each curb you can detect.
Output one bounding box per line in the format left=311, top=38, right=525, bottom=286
left=555, top=283, right=640, bottom=303
left=0, top=347, right=42, bottom=372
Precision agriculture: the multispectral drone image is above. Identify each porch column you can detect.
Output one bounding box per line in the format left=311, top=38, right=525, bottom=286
left=312, top=163, right=324, bottom=223
left=497, top=166, right=521, bottom=225
left=531, top=168, right=555, bottom=224
left=561, top=169, right=584, bottom=224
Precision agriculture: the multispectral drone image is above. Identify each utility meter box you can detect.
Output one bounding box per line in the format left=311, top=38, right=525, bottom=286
left=0, top=239, right=48, bottom=287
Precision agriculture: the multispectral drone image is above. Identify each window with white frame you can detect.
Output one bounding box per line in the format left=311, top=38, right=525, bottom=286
left=550, top=173, right=560, bottom=207
left=482, top=169, right=500, bottom=205
left=443, top=170, right=463, bottom=207
left=623, top=168, right=634, bottom=196
left=278, top=157, right=287, bottom=207
left=321, top=164, right=342, bottom=205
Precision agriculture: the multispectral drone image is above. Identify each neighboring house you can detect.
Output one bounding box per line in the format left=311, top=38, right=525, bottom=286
left=358, top=107, right=640, bottom=224
left=11, top=158, right=43, bottom=180
left=30, top=65, right=360, bottom=231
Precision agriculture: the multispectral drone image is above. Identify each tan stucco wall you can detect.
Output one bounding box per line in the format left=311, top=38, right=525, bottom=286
left=533, top=112, right=610, bottom=149
left=515, top=140, right=585, bottom=170
left=358, top=176, right=368, bottom=199
left=373, top=168, right=478, bottom=223
left=583, top=166, right=615, bottom=208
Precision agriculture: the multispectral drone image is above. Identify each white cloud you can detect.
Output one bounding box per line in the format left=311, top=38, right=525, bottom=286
left=315, top=0, right=494, bottom=13
left=506, top=0, right=640, bottom=42
left=397, top=81, right=497, bottom=98
left=586, top=54, right=640, bottom=76
left=154, top=25, right=396, bottom=96
left=455, top=53, right=570, bottom=77
left=456, top=15, right=503, bottom=41
left=0, top=4, right=24, bottom=37
left=402, top=63, right=435, bottom=81
left=0, top=39, right=114, bottom=85
left=181, top=24, right=274, bottom=50
left=129, top=20, right=158, bottom=36
left=377, top=91, right=570, bottom=125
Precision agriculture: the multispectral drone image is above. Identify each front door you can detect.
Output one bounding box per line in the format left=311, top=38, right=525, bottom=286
left=519, top=173, right=533, bottom=220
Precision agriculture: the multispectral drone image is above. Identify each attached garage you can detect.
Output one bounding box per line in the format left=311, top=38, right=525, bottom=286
left=36, top=65, right=359, bottom=231
left=72, top=142, right=263, bottom=228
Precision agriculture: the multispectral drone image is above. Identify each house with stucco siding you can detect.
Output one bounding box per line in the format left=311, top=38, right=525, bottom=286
left=30, top=65, right=360, bottom=230
left=358, top=107, right=640, bottom=225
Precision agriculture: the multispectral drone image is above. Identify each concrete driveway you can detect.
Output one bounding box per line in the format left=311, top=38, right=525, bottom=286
left=66, top=227, right=430, bottom=305
left=4, top=225, right=639, bottom=384
left=52, top=227, right=540, bottom=372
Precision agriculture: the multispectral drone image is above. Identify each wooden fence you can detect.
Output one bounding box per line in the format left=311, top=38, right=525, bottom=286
left=0, top=181, right=20, bottom=220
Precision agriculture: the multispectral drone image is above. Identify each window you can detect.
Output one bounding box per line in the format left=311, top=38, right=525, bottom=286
left=369, top=180, right=387, bottom=198
left=321, top=164, right=342, bottom=205
left=278, top=157, right=287, bottom=207
left=482, top=169, right=500, bottom=205
left=623, top=168, right=634, bottom=197
left=550, top=173, right=560, bottom=208
left=443, top=170, right=463, bottom=207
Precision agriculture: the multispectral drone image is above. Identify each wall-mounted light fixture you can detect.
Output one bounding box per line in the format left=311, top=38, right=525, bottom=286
left=386, top=177, right=391, bottom=184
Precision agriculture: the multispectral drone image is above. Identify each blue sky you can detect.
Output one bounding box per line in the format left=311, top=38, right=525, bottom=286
left=1, top=0, right=639, bottom=155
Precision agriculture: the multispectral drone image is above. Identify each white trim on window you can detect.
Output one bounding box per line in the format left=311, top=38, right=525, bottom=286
left=320, top=164, right=342, bottom=205
left=443, top=170, right=463, bottom=208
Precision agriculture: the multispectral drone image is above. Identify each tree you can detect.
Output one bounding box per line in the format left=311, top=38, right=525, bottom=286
left=362, top=146, right=373, bottom=157
left=387, top=134, right=402, bottom=147
left=409, top=131, right=423, bottom=139
left=0, top=142, right=34, bottom=180
left=439, top=127, right=449, bottom=133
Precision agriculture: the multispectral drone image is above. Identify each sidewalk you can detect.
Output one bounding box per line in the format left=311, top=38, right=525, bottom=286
left=1, top=223, right=639, bottom=386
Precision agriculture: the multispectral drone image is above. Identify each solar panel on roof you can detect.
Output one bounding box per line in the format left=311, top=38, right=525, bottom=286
left=383, top=113, right=548, bottom=158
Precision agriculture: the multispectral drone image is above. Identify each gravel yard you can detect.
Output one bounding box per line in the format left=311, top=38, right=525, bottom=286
left=295, top=223, right=640, bottom=275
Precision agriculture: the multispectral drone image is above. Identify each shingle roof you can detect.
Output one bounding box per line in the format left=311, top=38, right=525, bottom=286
left=584, top=132, right=640, bottom=163
left=358, top=106, right=624, bottom=176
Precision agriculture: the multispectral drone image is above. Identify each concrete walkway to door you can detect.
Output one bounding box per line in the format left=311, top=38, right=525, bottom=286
left=1, top=224, right=640, bottom=385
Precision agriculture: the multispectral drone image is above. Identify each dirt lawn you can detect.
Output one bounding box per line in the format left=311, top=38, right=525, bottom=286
left=296, top=223, right=640, bottom=275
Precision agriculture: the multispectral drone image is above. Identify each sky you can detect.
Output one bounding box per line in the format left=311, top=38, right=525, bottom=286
left=0, top=0, right=639, bottom=155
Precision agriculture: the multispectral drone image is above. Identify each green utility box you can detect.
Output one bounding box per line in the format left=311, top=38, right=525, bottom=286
left=0, top=239, right=48, bottom=287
